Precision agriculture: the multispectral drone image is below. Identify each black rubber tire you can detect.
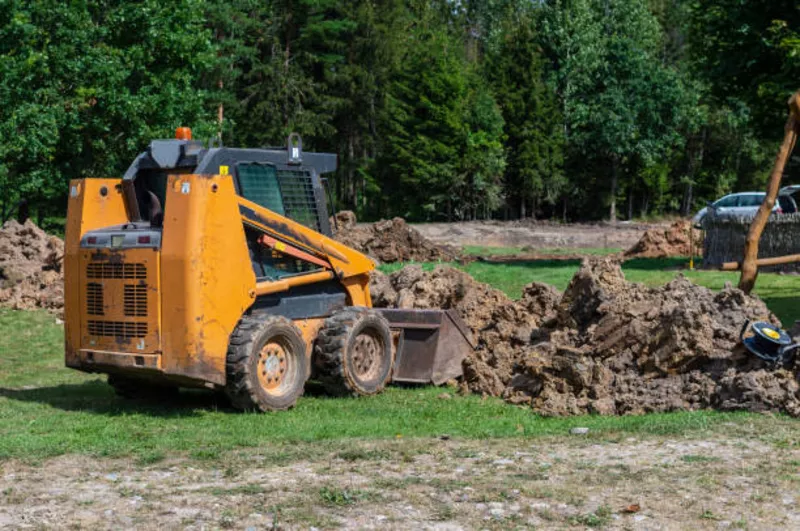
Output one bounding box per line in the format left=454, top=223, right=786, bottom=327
left=107, top=374, right=179, bottom=402
left=225, top=314, right=308, bottom=412
left=314, top=308, right=394, bottom=396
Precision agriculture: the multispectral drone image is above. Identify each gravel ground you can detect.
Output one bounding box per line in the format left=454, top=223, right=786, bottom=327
left=2, top=431, right=798, bottom=530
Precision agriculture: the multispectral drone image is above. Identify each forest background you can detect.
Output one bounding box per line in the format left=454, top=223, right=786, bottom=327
left=1, top=0, right=798, bottom=224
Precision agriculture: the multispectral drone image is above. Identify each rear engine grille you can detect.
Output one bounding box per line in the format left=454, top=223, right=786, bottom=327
left=87, top=320, right=147, bottom=338
left=123, top=285, right=148, bottom=317
left=86, top=262, right=146, bottom=279
left=86, top=283, right=104, bottom=316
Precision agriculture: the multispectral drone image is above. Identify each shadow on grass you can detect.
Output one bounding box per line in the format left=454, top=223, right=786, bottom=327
left=0, top=379, right=231, bottom=417
left=759, top=295, right=800, bottom=327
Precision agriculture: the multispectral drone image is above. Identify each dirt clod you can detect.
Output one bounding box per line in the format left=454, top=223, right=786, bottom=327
left=0, top=220, right=64, bottom=314
left=624, top=219, right=702, bottom=258
left=333, top=211, right=459, bottom=263
left=371, top=258, right=800, bottom=417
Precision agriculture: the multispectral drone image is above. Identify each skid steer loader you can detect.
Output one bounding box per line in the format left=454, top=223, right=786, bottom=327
left=64, top=129, right=474, bottom=411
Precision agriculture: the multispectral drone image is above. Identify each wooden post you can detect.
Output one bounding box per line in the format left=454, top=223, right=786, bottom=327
left=738, top=91, right=800, bottom=293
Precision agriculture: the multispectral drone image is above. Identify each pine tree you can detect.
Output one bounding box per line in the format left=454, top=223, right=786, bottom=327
left=488, top=9, right=565, bottom=218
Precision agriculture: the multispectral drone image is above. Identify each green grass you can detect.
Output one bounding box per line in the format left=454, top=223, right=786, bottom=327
left=1, top=257, right=799, bottom=462
left=0, top=308, right=798, bottom=464
left=462, top=245, right=621, bottom=256
left=380, top=257, right=800, bottom=325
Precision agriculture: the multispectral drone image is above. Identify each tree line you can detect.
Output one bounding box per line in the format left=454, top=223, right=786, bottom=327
left=1, top=0, right=798, bottom=224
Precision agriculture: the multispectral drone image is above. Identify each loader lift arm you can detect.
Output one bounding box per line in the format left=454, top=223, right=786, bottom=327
left=237, top=194, right=374, bottom=303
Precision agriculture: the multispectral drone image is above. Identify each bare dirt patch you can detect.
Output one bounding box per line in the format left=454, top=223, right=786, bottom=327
left=372, top=258, right=800, bottom=417
left=0, top=220, right=63, bottom=314
left=1, top=434, right=797, bottom=529
left=413, top=219, right=669, bottom=250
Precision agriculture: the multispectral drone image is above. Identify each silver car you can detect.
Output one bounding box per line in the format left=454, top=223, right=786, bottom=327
left=693, top=192, right=797, bottom=224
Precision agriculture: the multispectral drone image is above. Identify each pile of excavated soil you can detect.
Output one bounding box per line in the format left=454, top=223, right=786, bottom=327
left=624, top=219, right=702, bottom=258
left=333, top=211, right=459, bottom=263
left=0, top=220, right=64, bottom=313
left=371, top=258, right=800, bottom=417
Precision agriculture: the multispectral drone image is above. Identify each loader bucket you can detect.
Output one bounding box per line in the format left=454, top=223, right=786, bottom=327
left=377, top=308, right=476, bottom=385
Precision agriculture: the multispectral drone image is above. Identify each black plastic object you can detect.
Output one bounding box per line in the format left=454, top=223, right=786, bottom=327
left=740, top=320, right=799, bottom=364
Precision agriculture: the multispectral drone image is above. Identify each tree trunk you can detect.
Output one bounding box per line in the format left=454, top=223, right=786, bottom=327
left=739, top=92, right=800, bottom=294
left=609, top=156, right=618, bottom=223
left=520, top=198, right=526, bottom=219
left=627, top=190, right=633, bottom=220
left=682, top=128, right=706, bottom=216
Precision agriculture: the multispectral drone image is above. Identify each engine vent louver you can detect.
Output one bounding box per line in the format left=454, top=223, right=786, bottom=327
left=86, top=283, right=104, bottom=316
left=123, top=285, right=148, bottom=317
left=86, top=262, right=146, bottom=280
left=87, top=320, right=147, bottom=339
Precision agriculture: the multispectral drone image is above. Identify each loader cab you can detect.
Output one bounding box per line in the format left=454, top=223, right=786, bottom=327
left=121, top=132, right=336, bottom=237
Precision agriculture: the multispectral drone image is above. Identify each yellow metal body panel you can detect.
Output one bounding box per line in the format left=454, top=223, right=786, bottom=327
left=64, top=179, right=130, bottom=368
left=160, top=174, right=256, bottom=385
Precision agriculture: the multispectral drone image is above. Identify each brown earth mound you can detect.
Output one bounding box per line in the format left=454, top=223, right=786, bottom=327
left=333, top=211, right=459, bottom=263
left=371, top=259, right=800, bottom=417
left=0, top=220, right=64, bottom=313
left=624, top=219, right=702, bottom=258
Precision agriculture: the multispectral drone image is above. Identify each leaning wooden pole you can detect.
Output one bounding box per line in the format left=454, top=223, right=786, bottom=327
left=738, top=91, right=800, bottom=294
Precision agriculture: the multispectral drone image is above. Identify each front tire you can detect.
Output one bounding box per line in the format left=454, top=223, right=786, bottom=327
left=225, top=314, right=308, bottom=412
left=314, top=308, right=394, bottom=396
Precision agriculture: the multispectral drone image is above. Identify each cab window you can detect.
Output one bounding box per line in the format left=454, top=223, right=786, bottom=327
left=237, top=163, right=286, bottom=215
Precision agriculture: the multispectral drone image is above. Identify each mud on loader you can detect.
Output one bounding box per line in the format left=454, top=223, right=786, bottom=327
left=64, top=130, right=474, bottom=411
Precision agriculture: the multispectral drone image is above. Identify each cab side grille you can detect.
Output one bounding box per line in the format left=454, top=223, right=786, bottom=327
left=86, top=262, right=146, bottom=279
left=123, top=285, right=148, bottom=317
left=86, top=283, right=104, bottom=316
left=87, top=320, right=147, bottom=338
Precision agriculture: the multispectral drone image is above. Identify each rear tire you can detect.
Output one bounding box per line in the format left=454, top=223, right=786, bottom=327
left=107, top=374, right=179, bottom=402
left=314, top=308, right=393, bottom=396
left=225, top=314, right=308, bottom=412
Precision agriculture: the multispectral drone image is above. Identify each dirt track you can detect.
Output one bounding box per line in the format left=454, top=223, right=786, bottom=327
left=2, top=434, right=797, bottom=530
left=412, top=220, right=670, bottom=250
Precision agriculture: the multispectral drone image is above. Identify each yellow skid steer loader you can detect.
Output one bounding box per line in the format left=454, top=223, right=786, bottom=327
left=64, top=129, right=473, bottom=411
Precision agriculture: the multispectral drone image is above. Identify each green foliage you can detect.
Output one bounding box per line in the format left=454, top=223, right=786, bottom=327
left=542, top=0, right=693, bottom=220
left=376, top=21, right=505, bottom=220
left=0, top=1, right=221, bottom=217
left=1, top=0, right=798, bottom=223
left=488, top=6, right=565, bottom=217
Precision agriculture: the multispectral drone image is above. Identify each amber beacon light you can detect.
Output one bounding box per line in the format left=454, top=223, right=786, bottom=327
left=175, top=127, right=192, bottom=140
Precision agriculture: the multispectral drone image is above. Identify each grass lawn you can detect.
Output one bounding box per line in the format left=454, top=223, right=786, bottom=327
left=0, top=258, right=798, bottom=464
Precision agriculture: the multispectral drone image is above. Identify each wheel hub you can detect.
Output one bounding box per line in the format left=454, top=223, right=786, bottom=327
left=352, top=332, right=382, bottom=381
left=258, top=342, right=288, bottom=391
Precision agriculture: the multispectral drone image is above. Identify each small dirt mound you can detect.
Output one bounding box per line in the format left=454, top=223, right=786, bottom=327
left=0, top=220, right=64, bottom=313
left=371, top=258, right=800, bottom=417
left=624, top=220, right=702, bottom=258
left=333, top=211, right=459, bottom=263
